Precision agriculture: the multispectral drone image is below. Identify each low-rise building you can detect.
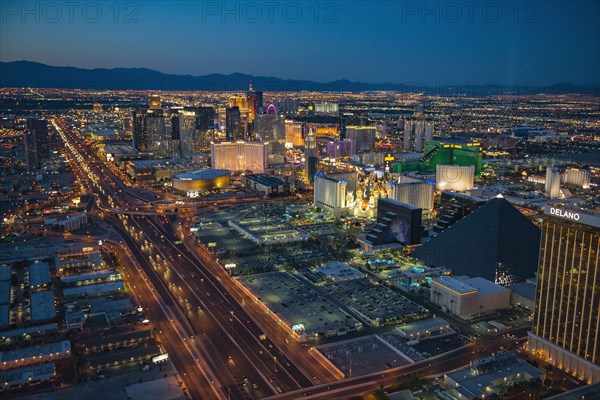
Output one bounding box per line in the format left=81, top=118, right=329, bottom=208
left=60, top=270, right=122, bottom=286
left=63, top=281, right=124, bottom=299
left=44, top=214, right=89, bottom=232
left=28, top=262, right=51, bottom=289
left=395, top=317, right=453, bottom=340
left=30, top=291, right=56, bottom=322
left=430, top=276, right=511, bottom=319
left=444, top=351, right=544, bottom=399
left=242, top=174, right=295, bottom=196
left=315, top=262, right=364, bottom=282
left=1, top=362, right=55, bottom=389
left=228, top=218, right=310, bottom=246
left=126, top=158, right=200, bottom=183
left=57, top=252, right=104, bottom=273
left=1, top=341, right=71, bottom=369
left=508, top=281, right=536, bottom=310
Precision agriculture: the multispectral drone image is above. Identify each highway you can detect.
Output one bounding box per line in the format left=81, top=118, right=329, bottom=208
left=54, top=118, right=227, bottom=399
left=53, top=117, right=335, bottom=399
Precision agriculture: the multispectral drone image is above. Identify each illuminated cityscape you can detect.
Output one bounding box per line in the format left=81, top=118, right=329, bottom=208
left=0, top=2, right=599, bottom=400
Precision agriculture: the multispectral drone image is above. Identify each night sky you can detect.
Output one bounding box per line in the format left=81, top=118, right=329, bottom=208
left=1, top=1, right=599, bottom=85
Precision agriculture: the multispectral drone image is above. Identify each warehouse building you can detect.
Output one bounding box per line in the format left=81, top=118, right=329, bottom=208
left=430, top=276, right=511, bottom=319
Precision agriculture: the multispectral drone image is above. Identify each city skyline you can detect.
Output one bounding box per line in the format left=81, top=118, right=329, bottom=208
left=1, top=1, right=599, bottom=85
left=1, top=1, right=599, bottom=399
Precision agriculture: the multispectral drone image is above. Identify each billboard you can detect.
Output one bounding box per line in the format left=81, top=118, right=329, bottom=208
left=376, top=198, right=422, bottom=245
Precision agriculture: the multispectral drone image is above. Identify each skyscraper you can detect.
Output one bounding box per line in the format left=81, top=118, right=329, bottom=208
left=339, top=112, right=359, bottom=140
left=403, top=120, right=413, bottom=150
left=25, top=118, right=48, bottom=171
left=314, top=103, right=339, bottom=113
left=546, top=166, right=562, bottom=199
left=326, top=139, right=356, bottom=158
left=563, top=168, right=591, bottom=189
left=390, top=177, right=434, bottom=210
left=528, top=205, right=600, bottom=383
left=169, top=108, right=181, bottom=140
left=424, top=121, right=434, bottom=142
left=254, top=114, right=285, bottom=142
left=195, top=106, right=216, bottom=151
left=247, top=81, right=263, bottom=114
left=404, top=120, right=433, bottom=151
left=346, top=126, right=376, bottom=153
left=436, top=165, right=475, bottom=192
left=304, top=133, right=317, bottom=183
left=133, top=108, right=181, bottom=158
left=313, top=173, right=348, bottom=217
left=226, top=106, right=243, bottom=141
left=179, top=110, right=197, bottom=156
left=285, top=120, right=304, bottom=147
left=414, top=122, right=424, bottom=152
left=195, top=106, right=215, bottom=131
left=211, top=141, right=267, bottom=172
left=149, top=94, right=161, bottom=109
left=132, top=109, right=148, bottom=152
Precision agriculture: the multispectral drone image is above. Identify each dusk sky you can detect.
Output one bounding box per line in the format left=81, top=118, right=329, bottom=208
left=2, top=1, right=599, bottom=85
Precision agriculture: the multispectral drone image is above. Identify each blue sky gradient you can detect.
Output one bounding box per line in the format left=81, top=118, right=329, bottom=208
left=1, top=1, right=598, bottom=84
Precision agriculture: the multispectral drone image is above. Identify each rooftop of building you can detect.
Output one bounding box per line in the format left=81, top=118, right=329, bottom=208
left=432, top=276, right=479, bottom=295
left=60, top=269, right=121, bottom=285
left=0, top=323, right=58, bottom=339
left=103, top=143, right=139, bottom=154
left=397, top=317, right=451, bottom=334
left=0, top=362, right=55, bottom=383
left=508, top=281, right=536, bottom=301
left=237, top=272, right=360, bottom=335
left=327, top=278, right=425, bottom=323
left=0, top=340, right=71, bottom=363
left=229, top=218, right=309, bottom=245
left=462, top=276, right=509, bottom=296
left=315, top=262, right=364, bottom=281
left=172, top=169, right=231, bottom=180
left=446, top=356, right=544, bottom=398
left=30, top=290, right=56, bottom=321
left=0, top=266, right=11, bottom=281
left=63, top=281, right=124, bottom=298
left=128, top=157, right=199, bottom=172
left=83, top=329, right=152, bottom=350
left=243, top=173, right=288, bottom=186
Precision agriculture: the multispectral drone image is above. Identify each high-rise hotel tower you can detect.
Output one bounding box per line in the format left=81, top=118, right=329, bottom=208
left=528, top=205, right=600, bottom=383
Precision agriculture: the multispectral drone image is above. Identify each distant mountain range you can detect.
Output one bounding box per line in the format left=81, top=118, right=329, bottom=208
left=1, top=61, right=598, bottom=95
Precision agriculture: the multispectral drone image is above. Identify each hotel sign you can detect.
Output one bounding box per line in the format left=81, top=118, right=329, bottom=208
left=549, top=207, right=580, bottom=221
left=545, top=205, right=600, bottom=228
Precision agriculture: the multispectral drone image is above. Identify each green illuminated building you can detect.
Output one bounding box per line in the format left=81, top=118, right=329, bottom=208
left=391, top=141, right=483, bottom=177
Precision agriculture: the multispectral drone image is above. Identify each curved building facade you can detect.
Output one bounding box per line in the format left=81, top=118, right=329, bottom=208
left=172, top=169, right=231, bottom=196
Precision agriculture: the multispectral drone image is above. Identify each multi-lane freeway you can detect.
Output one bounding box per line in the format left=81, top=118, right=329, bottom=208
left=53, top=117, right=342, bottom=399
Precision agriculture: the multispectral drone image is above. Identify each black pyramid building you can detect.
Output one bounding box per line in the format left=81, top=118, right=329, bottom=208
left=413, top=197, right=541, bottom=285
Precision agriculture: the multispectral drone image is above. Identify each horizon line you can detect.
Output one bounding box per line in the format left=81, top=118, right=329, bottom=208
left=2, top=59, right=599, bottom=88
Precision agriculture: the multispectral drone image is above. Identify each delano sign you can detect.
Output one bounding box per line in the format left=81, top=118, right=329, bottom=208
left=544, top=205, right=600, bottom=228
left=549, top=207, right=580, bottom=221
